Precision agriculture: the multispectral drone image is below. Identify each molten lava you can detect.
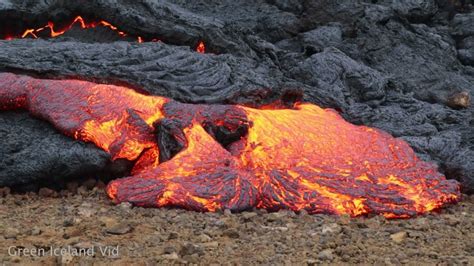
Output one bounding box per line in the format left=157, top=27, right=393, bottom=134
left=3, top=15, right=205, bottom=53
left=196, top=41, right=206, bottom=54
left=15, top=16, right=134, bottom=41
left=0, top=73, right=460, bottom=218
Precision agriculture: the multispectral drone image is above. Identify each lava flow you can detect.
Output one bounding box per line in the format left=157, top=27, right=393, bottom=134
left=0, top=73, right=460, bottom=218
left=2, top=15, right=205, bottom=53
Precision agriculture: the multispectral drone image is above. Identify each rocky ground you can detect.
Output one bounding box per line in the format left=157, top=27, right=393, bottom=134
left=0, top=184, right=472, bottom=265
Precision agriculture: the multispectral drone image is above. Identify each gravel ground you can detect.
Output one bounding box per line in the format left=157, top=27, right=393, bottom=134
left=0, top=185, right=472, bottom=265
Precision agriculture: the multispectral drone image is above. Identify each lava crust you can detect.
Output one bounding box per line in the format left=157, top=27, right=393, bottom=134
left=2, top=14, right=206, bottom=53
left=0, top=73, right=461, bottom=218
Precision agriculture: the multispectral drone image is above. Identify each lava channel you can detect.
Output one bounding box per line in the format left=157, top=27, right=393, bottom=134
left=0, top=73, right=460, bottom=218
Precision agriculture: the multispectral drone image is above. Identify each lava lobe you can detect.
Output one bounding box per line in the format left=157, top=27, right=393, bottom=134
left=0, top=73, right=460, bottom=218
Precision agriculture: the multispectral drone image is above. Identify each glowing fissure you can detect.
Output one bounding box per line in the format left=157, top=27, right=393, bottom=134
left=196, top=41, right=206, bottom=54
left=0, top=73, right=460, bottom=218
left=3, top=15, right=205, bottom=53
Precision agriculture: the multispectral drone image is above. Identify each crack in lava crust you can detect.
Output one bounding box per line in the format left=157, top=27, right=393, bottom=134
left=3, top=15, right=206, bottom=53
left=0, top=73, right=460, bottom=218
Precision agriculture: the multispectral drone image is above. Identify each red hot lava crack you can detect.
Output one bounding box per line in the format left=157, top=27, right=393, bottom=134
left=3, top=15, right=206, bottom=53
left=0, top=73, right=460, bottom=218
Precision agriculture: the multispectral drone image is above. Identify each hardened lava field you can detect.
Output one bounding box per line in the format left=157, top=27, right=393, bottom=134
left=0, top=73, right=460, bottom=218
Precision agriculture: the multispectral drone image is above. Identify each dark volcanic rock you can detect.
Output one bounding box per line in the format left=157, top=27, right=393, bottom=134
left=458, top=48, right=474, bottom=65
left=390, top=0, right=438, bottom=21
left=451, top=13, right=474, bottom=36
left=288, top=48, right=388, bottom=105
left=458, top=36, right=474, bottom=65
left=0, top=0, right=472, bottom=193
left=0, top=39, right=287, bottom=105
left=0, top=111, right=128, bottom=188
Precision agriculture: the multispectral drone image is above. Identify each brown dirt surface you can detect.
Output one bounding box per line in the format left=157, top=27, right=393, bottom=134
left=0, top=187, right=473, bottom=265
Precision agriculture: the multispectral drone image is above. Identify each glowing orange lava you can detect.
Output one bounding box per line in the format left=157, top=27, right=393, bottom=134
left=16, top=16, right=131, bottom=40
left=196, top=41, right=206, bottom=53
left=0, top=73, right=461, bottom=218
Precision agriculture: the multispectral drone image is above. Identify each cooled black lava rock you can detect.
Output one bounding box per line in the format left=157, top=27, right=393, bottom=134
left=0, top=0, right=472, bottom=193
left=154, top=118, right=188, bottom=163
left=0, top=111, right=131, bottom=189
